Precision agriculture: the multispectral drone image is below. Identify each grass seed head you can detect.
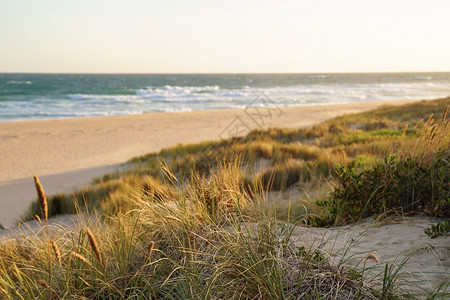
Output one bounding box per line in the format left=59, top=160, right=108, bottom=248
left=51, top=240, right=62, bottom=265
left=37, top=279, right=49, bottom=289
left=71, top=252, right=90, bottom=264
left=365, top=252, right=380, bottom=264
left=442, top=105, right=448, bottom=123
left=148, top=241, right=155, bottom=262
left=86, top=227, right=103, bottom=267
left=33, top=174, right=48, bottom=221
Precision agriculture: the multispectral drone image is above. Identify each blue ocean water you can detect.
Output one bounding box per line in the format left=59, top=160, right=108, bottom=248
left=0, top=73, right=449, bottom=122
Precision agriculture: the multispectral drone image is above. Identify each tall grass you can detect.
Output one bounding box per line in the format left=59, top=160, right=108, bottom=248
left=3, top=161, right=446, bottom=298
left=0, top=164, right=378, bottom=299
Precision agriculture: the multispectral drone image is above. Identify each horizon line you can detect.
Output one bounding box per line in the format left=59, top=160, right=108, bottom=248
left=1, top=71, right=450, bottom=75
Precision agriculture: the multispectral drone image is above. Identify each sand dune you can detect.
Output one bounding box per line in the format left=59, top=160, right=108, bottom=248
left=0, top=99, right=447, bottom=295
left=292, top=216, right=449, bottom=292
left=0, top=100, right=417, bottom=226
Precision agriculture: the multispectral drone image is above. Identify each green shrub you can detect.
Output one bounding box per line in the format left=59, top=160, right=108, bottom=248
left=319, top=152, right=449, bottom=225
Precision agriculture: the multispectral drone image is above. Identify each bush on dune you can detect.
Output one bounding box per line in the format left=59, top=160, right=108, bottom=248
left=318, top=108, right=449, bottom=226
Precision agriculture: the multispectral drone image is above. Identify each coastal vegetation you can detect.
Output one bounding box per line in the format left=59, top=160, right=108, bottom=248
left=1, top=98, right=448, bottom=298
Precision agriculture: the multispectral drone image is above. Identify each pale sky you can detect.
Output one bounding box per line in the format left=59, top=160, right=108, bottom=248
left=0, top=0, right=449, bottom=73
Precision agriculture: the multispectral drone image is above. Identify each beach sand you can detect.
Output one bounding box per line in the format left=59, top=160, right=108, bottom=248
left=291, top=216, right=449, bottom=292
left=0, top=99, right=418, bottom=226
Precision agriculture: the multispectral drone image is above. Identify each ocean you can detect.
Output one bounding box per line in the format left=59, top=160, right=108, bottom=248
left=0, top=73, right=449, bottom=122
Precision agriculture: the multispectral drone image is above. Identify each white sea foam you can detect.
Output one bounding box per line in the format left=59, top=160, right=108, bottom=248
left=68, top=94, right=141, bottom=103
left=7, top=80, right=32, bottom=85
left=67, top=82, right=449, bottom=109
left=2, top=80, right=449, bottom=122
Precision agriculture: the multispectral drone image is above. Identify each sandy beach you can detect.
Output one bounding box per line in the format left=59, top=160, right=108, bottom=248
left=0, top=99, right=418, bottom=226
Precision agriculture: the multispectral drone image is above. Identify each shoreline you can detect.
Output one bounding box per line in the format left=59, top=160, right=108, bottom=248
left=0, top=99, right=420, bottom=226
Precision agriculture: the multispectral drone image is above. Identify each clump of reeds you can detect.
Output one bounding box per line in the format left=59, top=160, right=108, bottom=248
left=33, top=174, right=48, bottom=221
left=86, top=228, right=103, bottom=267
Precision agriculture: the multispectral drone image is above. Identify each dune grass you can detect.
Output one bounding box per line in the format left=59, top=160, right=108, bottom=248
left=3, top=97, right=449, bottom=298
left=21, top=97, right=449, bottom=224
left=2, top=160, right=448, bottom=298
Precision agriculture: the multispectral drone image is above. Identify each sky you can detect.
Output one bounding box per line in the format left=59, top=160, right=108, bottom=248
left=0, top=0, right=449, bottom=73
